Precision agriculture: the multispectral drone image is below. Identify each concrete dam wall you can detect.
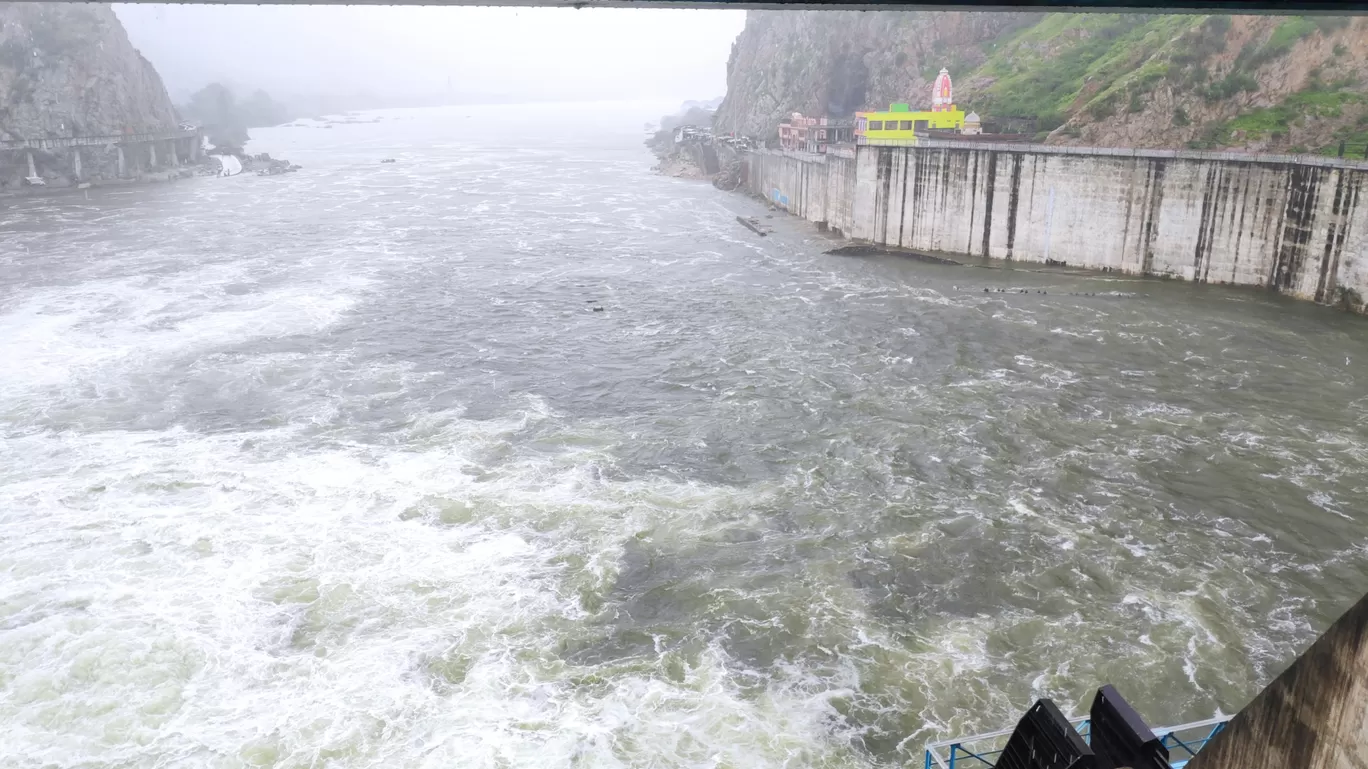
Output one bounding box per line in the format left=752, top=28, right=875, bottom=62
left=1186, top=591, right=1368, bottom=769
left=746, top=143, right=1368, bottom=310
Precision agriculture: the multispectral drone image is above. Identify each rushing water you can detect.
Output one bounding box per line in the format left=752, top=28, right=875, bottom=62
left=3, top=102, right=1368, bottom=769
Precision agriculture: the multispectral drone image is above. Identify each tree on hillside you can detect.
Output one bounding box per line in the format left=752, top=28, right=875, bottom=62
left=181, top=83, right=248, bottom=151
left=179, top=83, right=292, bottom=152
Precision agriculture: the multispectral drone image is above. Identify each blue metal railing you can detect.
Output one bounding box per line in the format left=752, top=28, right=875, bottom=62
left=1161, top=718, right=1229, bottom=768
left=923, top=715, right=1230, bottom=769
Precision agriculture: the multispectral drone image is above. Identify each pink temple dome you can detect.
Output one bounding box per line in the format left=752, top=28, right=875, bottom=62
left=931, top=68, right=953, bottom=113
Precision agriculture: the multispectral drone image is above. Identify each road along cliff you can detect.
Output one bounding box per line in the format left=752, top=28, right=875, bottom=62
left=0, top=2, right=189, bottom=190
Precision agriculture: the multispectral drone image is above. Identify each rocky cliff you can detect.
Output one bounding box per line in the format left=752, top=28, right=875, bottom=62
left=0, top=2, right=177, bottom=141
left=716, top=11, right=1368, bottom=154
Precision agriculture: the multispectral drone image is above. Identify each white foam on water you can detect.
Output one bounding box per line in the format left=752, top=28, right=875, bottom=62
left=0, top=262, right=367, bottom=403
left=0, top=409, right=878, bottom=768
left=4, top=103, right=1363, bottom=769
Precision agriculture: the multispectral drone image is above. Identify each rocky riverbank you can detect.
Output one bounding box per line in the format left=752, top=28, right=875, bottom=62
left=652, top=151, right=707, bottom=180
left=649, top=132, right=749, bottom=191
left=241, top=152, right=301, bottom=176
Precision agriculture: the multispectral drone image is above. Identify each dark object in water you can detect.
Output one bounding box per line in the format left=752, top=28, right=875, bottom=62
left=1089, top=685, right=1169, bottom=769
left=381, top=158, right=396, bottom=163
left=737, top=216, right=772, bottom=237
left=826, top=245, right=959, bottom=265
left=592, top=307, right=605, bottom=312
left=998, top=699, right=1095, bottom=769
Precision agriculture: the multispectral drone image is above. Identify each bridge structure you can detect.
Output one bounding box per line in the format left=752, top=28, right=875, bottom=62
left=1, top=128, right=203, bottom=188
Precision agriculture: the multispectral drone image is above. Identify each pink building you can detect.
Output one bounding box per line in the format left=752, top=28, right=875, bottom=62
left=778, top=113, right=820, bottom=150
left=778, top=113, right=853, bottom=152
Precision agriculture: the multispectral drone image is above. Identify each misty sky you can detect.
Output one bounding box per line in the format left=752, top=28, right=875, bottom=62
left=115, top=4, right=745, bottom=106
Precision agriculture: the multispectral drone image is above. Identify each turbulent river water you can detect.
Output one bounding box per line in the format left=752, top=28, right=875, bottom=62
left=4, top=102, right=1368, bottom=769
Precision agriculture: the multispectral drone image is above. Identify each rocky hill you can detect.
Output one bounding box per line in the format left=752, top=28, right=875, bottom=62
left=0, top=2, right=177, bottom=141
left=716, top=11, right=1368, bottom=154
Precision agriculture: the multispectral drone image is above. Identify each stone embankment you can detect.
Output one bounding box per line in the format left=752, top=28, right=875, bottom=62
left=653, top=141, right=747, bottom=191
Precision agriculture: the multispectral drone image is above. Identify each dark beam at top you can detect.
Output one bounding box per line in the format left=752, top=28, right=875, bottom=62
left=50, top=0, right=1368, bottom=11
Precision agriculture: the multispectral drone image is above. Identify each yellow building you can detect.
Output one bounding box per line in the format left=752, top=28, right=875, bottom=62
left=855, top=103, right=966, bottom=146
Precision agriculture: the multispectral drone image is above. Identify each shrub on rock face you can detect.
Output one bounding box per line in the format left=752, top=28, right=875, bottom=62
left=179, top=83, right=292, bottom=153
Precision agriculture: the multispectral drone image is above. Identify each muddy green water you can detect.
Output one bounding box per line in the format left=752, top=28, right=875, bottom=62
left=2, top=103, right=1367, bottom=769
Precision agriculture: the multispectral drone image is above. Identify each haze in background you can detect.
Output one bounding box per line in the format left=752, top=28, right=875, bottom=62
left=115, top=4, right=744, bottom=110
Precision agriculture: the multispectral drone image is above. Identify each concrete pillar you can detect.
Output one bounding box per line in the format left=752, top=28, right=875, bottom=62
left=169, top=142, right=178, bottom=166
left=71, top=149, right=81, bottom=180
left=25, top=151, right=35, bottom=179
left=116, top=146, right=125, bottom=177
left=148, top=142, right=157, bottom=168
left=191, top=137, right=201, bottom=161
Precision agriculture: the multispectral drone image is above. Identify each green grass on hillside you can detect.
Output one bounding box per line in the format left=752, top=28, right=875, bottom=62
left=1266, top=17, right=1318, bottom=53
left=1189, top=87, right=1365, bottom=149
left=928, top=11, right=1359, bottom=142
left=1229, top=16, right=1337, bottom=74
left=968, top=13, right=1203, bottom=123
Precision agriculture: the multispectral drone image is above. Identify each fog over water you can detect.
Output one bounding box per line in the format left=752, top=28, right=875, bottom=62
left=115, top=5, right=744, bottom=106
left=3, top=102, right=1368, bottom=768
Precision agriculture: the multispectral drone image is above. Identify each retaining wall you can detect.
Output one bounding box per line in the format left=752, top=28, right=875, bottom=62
left=0, top=134, right=202, bottom=191
left=747, top=143, right=1368, bottom=309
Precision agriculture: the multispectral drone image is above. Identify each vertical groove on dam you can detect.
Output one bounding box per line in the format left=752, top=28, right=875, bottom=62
left=747, top=144, right=1368, bottom=311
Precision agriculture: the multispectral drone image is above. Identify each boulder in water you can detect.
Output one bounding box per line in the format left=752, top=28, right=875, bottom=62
left=825, top=244, right=960, bottom=265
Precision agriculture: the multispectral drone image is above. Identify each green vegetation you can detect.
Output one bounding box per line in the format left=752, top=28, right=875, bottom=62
left=1190, top=86, right=1365, bottom=149
left=1316, top=17, right=1352, bottom=34
left=919, top=44, right=978, bottom=86
left=1230, top=17, right=1319, bottom=74
left=1266, top=17, right=1318, bottom=54
left=1166, top=15, right=1229, bottom=91
left=1315, top=127, right=1368, bottom=157
left=1036, top=111, right=1067, bottom=132
left=1319, top=142, right=1358, bottom=157
left=973, top=13, right=1194, bottom=122
left=1130, top=61, right=1169, bottom=95
left=1088, top=92, right=1118, bottom=119
left=880, top=10, right=1361, bottom=150
left=1170, top=15, right=1229, bottom=69
left=1203, top=72, right=1258, bottom=102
